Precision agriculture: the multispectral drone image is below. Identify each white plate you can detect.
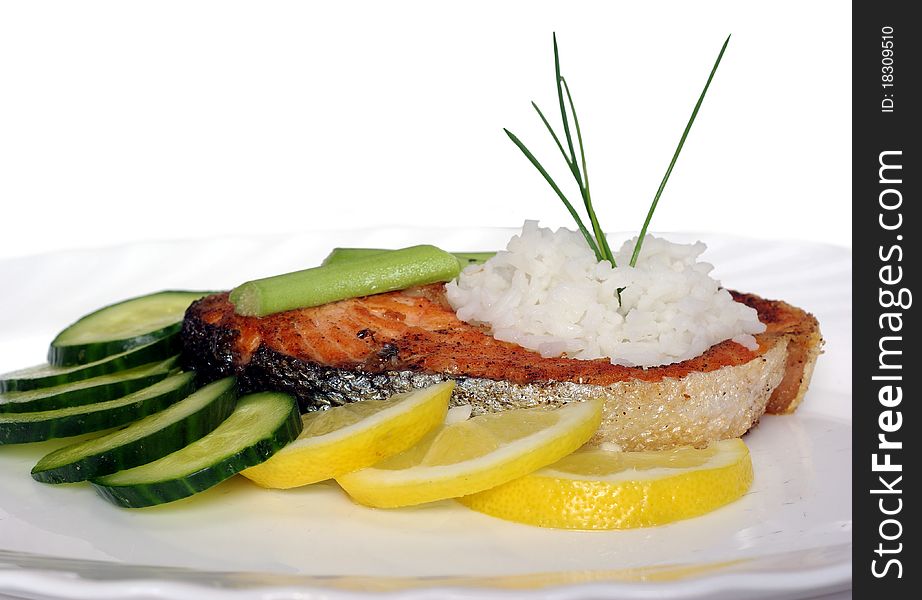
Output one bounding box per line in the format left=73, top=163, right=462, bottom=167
left=0, top=229, right=851, bottom=600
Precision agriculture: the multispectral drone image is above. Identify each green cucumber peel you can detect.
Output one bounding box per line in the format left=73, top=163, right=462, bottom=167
left=0, top=357, right=179, bottom=414
left=1, top=371, right=197, bottom=446
left=1, top=335, right=180, bottom=393
left=91, top=391, right=301, bottom=508
left=31, top=376, right=236, bottom=484
left=49, top=291, right=212, bottom=366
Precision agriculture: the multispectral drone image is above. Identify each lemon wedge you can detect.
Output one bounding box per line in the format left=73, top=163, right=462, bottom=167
left=336, top=399, right=603, bottom=508
left=458, top=438, right=753, bottom=529
left=240, top=382, right=453, bottom=489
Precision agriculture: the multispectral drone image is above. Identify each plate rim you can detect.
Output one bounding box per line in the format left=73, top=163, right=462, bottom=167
left=0, top=545, right=852, bottom=600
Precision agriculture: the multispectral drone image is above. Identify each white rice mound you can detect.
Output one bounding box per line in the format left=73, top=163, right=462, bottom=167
left=445, top=221, right=766, bottom=368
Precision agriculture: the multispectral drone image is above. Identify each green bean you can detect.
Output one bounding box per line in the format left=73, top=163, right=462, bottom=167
left=322, top=248, right=495, bottom=267
left=230, top=245, right=463, bottom=317
left=320, top=247, right=385, bottom=266
left=451, top=252, right=496, bottom=265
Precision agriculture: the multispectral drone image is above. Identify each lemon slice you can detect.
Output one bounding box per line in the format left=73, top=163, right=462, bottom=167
left=458, top=438, right=753, bottom=529
left=336, top=399, right=603, bottom=508
left=240, top=382, right=453, bottom=489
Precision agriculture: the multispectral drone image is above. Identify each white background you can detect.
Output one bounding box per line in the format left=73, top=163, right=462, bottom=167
left=0, top=4, right=853, bottom=596
left=0, top=1, right=851, bottom=260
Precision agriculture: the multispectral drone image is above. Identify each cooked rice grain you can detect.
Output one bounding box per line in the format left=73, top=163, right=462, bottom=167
left=445, top=221, right=765, bottom=368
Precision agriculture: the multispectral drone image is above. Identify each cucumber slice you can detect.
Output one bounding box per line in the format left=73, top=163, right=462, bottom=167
left=32, top=376, right=236, bottom=484
left=49, top=291, right=211, bottom=366
left=1, top=334, right=180, bottom=393
left=1, top=372, right=196, bottom=446
left=0, top=357, right=178, bottom=414
left=92, top=391, right=301, bottom=508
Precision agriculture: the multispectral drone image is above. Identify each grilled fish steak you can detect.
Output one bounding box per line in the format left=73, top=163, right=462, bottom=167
left=181, top=285, right=821, bottom=450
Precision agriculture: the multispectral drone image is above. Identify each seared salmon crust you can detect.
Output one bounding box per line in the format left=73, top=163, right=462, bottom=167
left=181, top=285, right=821, bottom=450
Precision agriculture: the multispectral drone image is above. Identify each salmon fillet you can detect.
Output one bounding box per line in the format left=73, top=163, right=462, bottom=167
left=181, top=285, right=822, bottom=450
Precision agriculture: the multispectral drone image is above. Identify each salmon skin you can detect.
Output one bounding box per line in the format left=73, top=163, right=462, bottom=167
left=181, top=284, right=821, bottom=450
